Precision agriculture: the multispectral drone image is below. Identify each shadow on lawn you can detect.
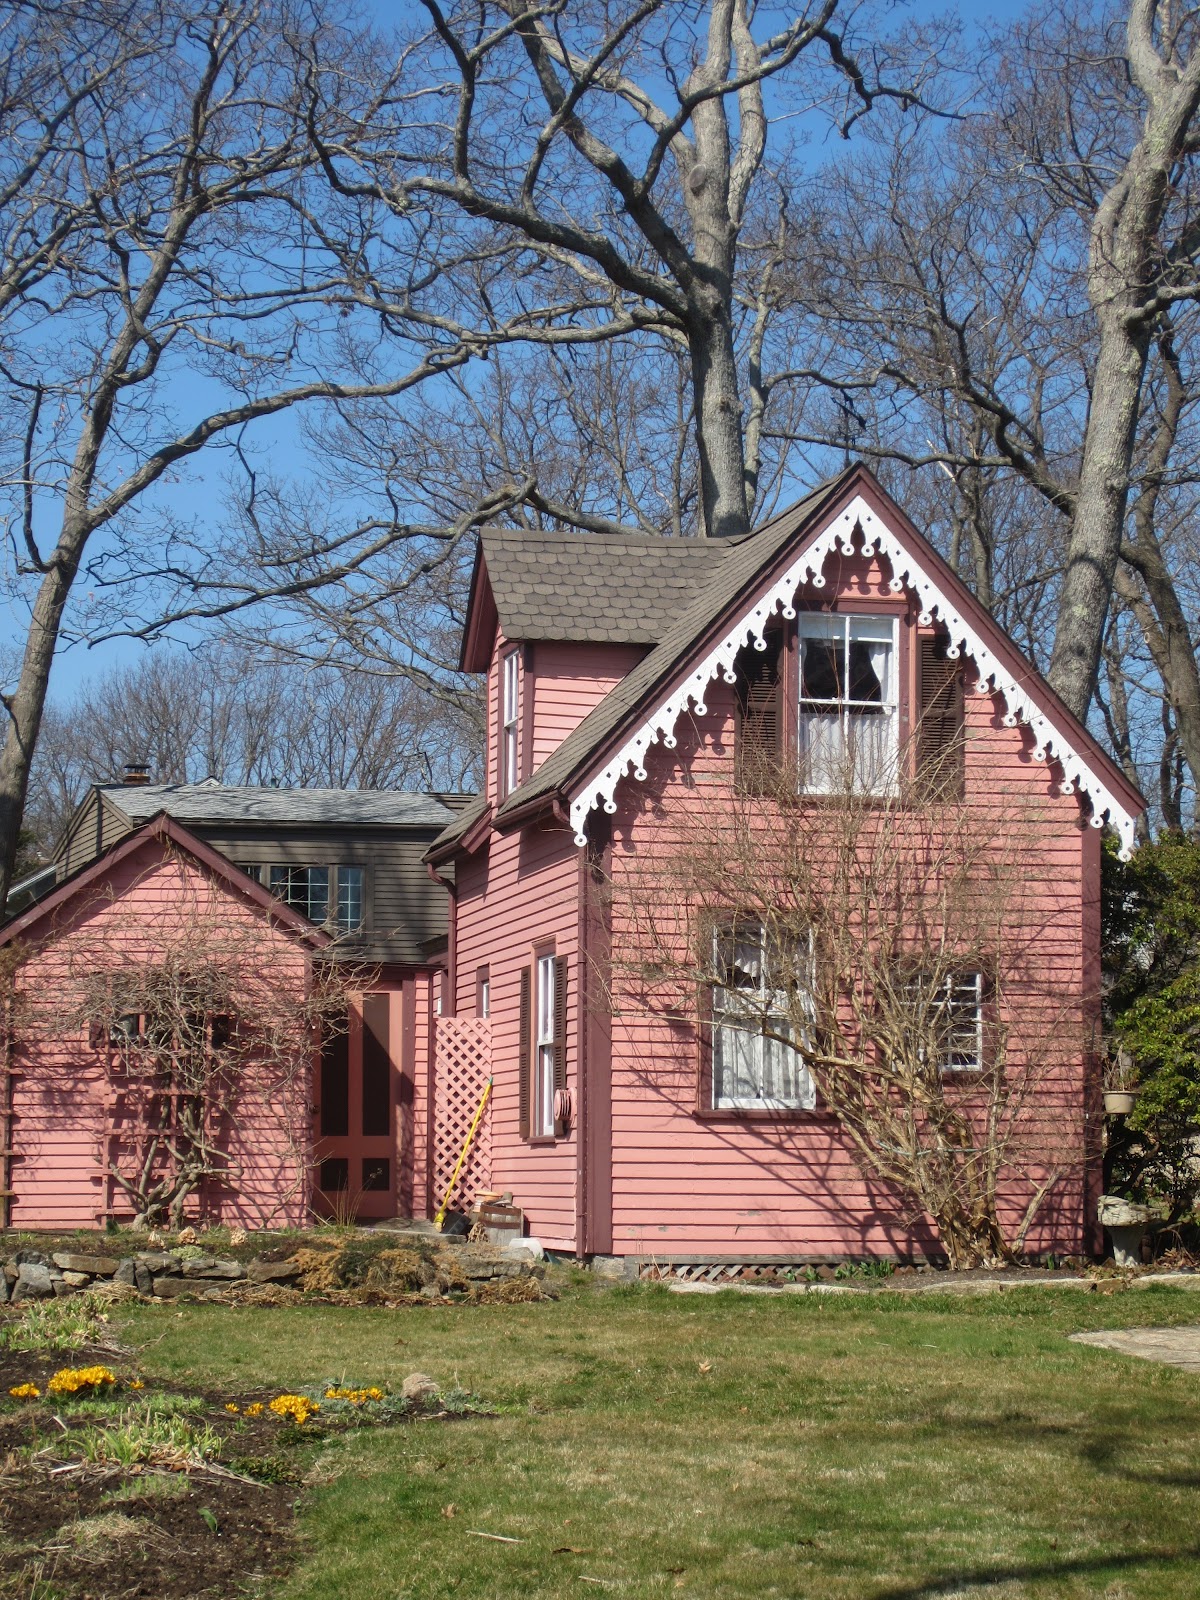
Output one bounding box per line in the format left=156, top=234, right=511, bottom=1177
left=871, top=1544, right=1200, bottom=1599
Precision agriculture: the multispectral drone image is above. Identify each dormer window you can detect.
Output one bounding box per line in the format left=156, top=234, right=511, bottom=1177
left=798, top=614, right=898, bottom=795
left=501, top=649, right=521, bottom=797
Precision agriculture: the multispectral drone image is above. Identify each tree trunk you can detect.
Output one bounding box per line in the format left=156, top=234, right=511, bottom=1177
left=1048, top=316, right=1151, bottom=718
left=689, top=305, right=750, bottom=539
left=0, top=530, right=84, bottom=902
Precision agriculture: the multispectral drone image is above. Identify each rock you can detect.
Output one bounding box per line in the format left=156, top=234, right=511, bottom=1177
left=133, top=1262, right=154, bottom=1296
left=61, top=1271, right=90, bottom=1287
left=15, top=1261, right=55, bottom=1299
left=175, top=1226, right=198, bottom=1245
left=178, top=1255, right=217, bottom=1275
left=3, top=1260, right=16, bottom=1284
left=52, top=1253, right=120, bottom=1276
left=151, top=1276, right=199, bottom=1299
left=503, top=1237, right=545, bottom=1262
left=401, top=1372, right=439, bottom=1404
left=15, top=1249, right=48, bottom=1266
left=135, top=1253, right=178, bottom=1272
left=114, top=1259, right=137, bottom=1287
left=52, top=1277, right=75, bottom=1296
left=247, top=1258, right=301, bottom=1283
left=182, top=1257, right=243, bottom=1280
left=0, top=1271, right=8, bottom=1303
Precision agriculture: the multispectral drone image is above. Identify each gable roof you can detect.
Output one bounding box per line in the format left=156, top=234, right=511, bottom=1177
left=4, top=812, right=333, bottom=951
left=460, top=526, right=728, bottom=669
left=430, top=463, right=1145, bottom=861
left=89, top=784, right=466, bottom=836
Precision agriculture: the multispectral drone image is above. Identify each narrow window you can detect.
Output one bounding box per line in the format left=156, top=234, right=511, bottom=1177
left=798, top=614, right=898, bottom=795
left=534, top=953, right=556, bottom=1137
left=319, top=1019, right=350, bottom=1138
left=234, top=863, right=261, bottom=884
left=501, top=649, right=520, bottom=797
left=476, top=966, right=490, bottom=1019
left=711, top=922, right=815, bottom=1110
left=269, top=865, right=329, bottom=924
left=336, top=865, right=364, bottom=933
left=361, top=994, right=391, bottom=1137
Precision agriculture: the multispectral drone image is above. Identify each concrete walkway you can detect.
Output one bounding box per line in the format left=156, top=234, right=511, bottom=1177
left=1070, top=1324, right=1200, bottom=1373
left=666, top=1271, right=1200, bottom=1298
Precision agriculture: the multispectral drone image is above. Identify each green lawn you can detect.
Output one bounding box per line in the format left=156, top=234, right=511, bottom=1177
left=116, top=1281, right=1200, bottom=1599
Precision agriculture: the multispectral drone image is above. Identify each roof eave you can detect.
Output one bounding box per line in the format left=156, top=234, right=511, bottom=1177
left=460, top=539, right=498, bottom=673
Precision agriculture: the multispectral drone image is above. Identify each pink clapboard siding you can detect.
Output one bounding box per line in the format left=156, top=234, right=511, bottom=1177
left=451, top=538, right=1109, bottom=1260
left=530, top=641, right=645, bottom=770
left=600, top=563, right=1101, bottom=1260
left=8, top=837, right=317, bottom=1231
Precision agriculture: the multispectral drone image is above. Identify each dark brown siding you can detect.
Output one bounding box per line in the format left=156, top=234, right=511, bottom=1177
left=56, top=810, right=449, bottom=967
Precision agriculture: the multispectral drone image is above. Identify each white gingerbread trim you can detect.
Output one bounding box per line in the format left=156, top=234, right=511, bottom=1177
left=567, top=494, right=1141, bottom=857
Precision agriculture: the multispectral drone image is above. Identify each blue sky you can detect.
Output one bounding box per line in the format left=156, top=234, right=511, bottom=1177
left=32, top=0, right=1042, bottom=705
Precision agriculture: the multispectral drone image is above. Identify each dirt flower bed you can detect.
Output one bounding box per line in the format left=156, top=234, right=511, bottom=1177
left=0, top=1337, right=484, bottom=1600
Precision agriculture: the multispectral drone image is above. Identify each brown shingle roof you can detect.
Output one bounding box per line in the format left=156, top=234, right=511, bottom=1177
left=428, top=470, right=853, bottom=859
left=480, top=527, right=728, bottom=644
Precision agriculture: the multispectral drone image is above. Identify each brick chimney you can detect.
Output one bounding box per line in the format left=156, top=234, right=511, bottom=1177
left=122, top=762, right=151, bottom=786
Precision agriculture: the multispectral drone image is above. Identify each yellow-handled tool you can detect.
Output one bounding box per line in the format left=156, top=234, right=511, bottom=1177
left=434, top=1077, right=493, bottom=1231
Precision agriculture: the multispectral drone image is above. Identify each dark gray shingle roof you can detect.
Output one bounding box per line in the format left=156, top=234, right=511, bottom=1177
left=102, top=784, right=467, bottom=829
left=480, top=528, right=728, bottom=644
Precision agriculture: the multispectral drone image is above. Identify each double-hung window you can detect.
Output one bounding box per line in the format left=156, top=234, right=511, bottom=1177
left=501, top=650, right=520, bottom=797
left=534, top=953, right=557, bottom=1137
left=711, top=923, right=815, bottom=1110
left=798, top=614, right=898, bottom=795
left=904, top=971, right=984, bottom=1072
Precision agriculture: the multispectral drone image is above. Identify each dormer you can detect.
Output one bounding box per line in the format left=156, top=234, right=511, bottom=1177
left=461, top=528, right=725, bottom=803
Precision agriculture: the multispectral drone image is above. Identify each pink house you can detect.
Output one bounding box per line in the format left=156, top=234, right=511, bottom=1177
left=0, top=814, right=442, bottom=1230
left=427, top=465, right=1145, bottom=1265
left=1, top=467, right=1147, bottom=1262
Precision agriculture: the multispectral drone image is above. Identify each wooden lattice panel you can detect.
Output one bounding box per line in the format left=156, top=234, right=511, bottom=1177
left=432, top=1017, right=492, bottom=1211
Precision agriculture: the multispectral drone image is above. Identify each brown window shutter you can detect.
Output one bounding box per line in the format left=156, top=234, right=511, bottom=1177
left=552, top=955, right=568, bottom=1134
left=735, top=632, right=783, bottom=790
left=518, top=966, right=532, bottom=1140
left=917, top=634, right=965, bottom=799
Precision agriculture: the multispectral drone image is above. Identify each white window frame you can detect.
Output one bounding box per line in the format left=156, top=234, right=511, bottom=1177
left=711, top=923, right=816, bottom=1111
left=501, top=649, right=521, bottom=797
left=534, top=952, right=556, bottom=1137
left=268, top=864, right=329, bottom=924
left=797, top=613, right=899, bottom=796
left=905, top=970, right=985, bottom=1073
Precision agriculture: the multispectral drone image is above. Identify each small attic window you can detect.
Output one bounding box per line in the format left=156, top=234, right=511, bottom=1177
left=501, top=649, right=521, bottom=797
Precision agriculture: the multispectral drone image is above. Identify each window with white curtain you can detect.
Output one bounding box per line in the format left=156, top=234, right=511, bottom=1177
left=798, top=614, right=898, bottom=795
left=711, top=923, right=815, bottom=1110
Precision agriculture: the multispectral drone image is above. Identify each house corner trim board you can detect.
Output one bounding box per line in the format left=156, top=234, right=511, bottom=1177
left=566, top=494, right=1140, bottom=858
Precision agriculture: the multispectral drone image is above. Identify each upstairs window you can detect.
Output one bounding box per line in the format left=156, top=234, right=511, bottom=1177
left=501, top=649, right=521, bottom=797
left=270, top=864, right=329, bottom=924
left=336, top=865, right=364, bottom=933
left=798, top=614, right=897, bottom=795
left=269, top=864, right=364, bottom=933
left=710, top=922, right=815, bottom=1111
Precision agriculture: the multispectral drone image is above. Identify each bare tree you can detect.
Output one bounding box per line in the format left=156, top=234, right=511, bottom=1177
left=309, top=0, right=943, bottom=542
left=0, top=0, right=624, bottom=904
left=21, top=644, right=479, bottom=862
left=792, top=2, right=1200, bottom=746
left=607, top=748, right=1088, bottom=1268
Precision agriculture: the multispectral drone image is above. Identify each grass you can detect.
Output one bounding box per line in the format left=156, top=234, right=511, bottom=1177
left=101, top=1278, right=1200, bottom=1600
